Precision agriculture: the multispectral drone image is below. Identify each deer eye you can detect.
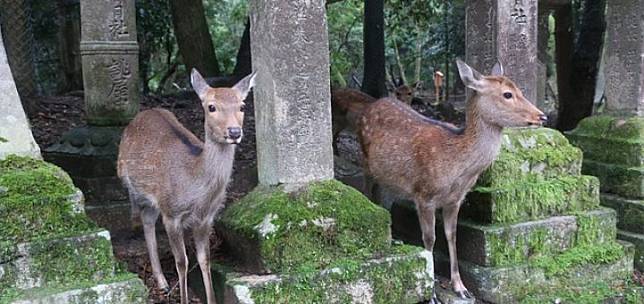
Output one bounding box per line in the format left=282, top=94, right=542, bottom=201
left=208, top=104, right=216, bottom=112
left=503, top=92, right=513, bottom=99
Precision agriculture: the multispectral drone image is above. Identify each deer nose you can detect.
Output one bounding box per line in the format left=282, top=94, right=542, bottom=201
left=228, top=127, right=242, bottom=140
left=538, top=114, right=548, bottom=123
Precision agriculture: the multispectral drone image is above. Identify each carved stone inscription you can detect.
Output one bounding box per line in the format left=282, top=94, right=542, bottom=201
left=108, top=0, right=129, bottom=39
left=250, top=0, right=334, bottom=185
left=107, top=57, right=131, bottom=107
left=604, top=0, right=643, bottom=115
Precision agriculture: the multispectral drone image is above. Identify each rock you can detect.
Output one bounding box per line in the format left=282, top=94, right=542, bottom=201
left=602, top=194, right=644, bottom=234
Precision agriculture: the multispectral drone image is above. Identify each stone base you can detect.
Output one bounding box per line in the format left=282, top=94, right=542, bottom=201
left=618, top=230, right=644, bottom=271
left=601, top=194, right=643, bottom=234
left=434, top=241, right=634, bottom=303
left=8, top=276, right=147, bottom=304
left=211, top=246, right=433, bottom=304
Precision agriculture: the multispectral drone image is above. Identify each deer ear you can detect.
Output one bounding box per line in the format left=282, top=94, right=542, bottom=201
left=233, top=71, right=257, bottom=101
left=456, top=59, right=485, bottom=92
left=191, top=69, right=210, bottom=100
left=491, top=60, right=504, bottom=76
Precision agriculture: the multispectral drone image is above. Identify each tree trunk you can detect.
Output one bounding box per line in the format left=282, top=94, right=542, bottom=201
left=554, top=4, right=574, bottom=130
left=362, top=0, right=387, bottom=98
left=169, top=0, right=220, bottom=77
left=556, top=0, right=606, bottom=131
left=56, top=0, right=83, bottom=92
left=414, top=31, right=422, bottom=84
left=392, top=39, right=407, bottom=85
left=0, top=0, right=38, bottom=113
left=232, top=18, right=252, bottom=81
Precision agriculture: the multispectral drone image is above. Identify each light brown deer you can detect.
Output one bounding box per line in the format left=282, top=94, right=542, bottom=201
left=117, top=69, right=256, bottom=304
left=338, top=60, right=546, bottom=301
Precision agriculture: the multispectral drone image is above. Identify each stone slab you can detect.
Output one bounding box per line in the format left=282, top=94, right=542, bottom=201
left=250, top=0, right=334, bottom=185
left=434, top=241, right=634, bottom=303
left=462, top=175, right=600, bottom=224
left=215, top=246, right=433, bottom=304
left=0, top=25, right=41, bottom=160
left=582, top=160, right=644, bottom=199
left=601, top=194, right=644, bottom=234
left=618, top=230, right=644, bottom=271
left=7, top=276, right=147, bottom=304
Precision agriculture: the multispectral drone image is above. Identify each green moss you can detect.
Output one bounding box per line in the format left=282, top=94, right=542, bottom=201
left=574, top=209, right=617, bottom=246
left=467, top=175, right=599, bottom=223
left=570, top=115, right=644, bottom=142
left=581, top=160, right=643, bottom=199
left=0, top=137, right=7, bottom=143
left=489, top=228, right=552, bottom=267
left=519, top=281, right=642, bottom=304
left=531, top=242, right=624, bottom=278
left=220, top=180, right=391, bottom=273
left=0, top=155, right=98, bottom=244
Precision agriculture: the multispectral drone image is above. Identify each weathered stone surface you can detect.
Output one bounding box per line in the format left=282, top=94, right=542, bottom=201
left=465, top=0, right=538, bottom=102
left=8, top=276, right=146, bottom=304
left=217, top=245, right=433, bottom=304
left=582, top=160, right=643, bottom=199
left=216, top=180, right=391, bottom=274
left=462, top=175, right=600, bottom=224
left=604, top=0, right=644, bottom=116
left=80, top=0, right=139, bottom=125
left=567, top=115, right=644, bottom=167
left=478, top=128, right=583, bottom=188
left=602, top=194, right=644, bottom=234
left=249, top=0, right=334, bottom=185
left=0, top=26, right=41, bottom=160
left=618, top=230, right=644, bottom=271
left=435, top=241, right=634, bottom=303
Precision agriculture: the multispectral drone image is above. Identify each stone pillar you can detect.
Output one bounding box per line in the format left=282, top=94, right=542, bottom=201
left=567, top=0, right=644, bottom=271
left=44, top=0, right=140, bottom=236
left=465, top=0, right=538, bottom=103
left=249, top=0, right=334, bottom=186
left=0, top=25, right=41, bottom=160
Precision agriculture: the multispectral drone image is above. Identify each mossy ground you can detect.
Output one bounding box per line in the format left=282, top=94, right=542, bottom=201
left=220, top=180, right=391, bottom=274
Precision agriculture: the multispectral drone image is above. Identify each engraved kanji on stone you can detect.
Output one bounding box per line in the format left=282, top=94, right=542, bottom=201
left=108, top=0, right=128, bottom=39
left=511, top=0, right=527, bottom=24
left=107, top=58, right=131, bottom=105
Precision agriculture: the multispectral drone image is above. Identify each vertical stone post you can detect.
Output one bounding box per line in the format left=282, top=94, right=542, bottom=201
left=465, top=0, right=538, bottom=103
left=567, top=0, right=644, bottom=271
left=80, top=0, right=139, bottom=125
left=249, top=0, right=334, bottom=185
left=44, top=0, right=140, bottom=236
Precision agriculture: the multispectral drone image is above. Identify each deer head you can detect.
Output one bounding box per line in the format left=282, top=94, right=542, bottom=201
left=191, top=69, right=256, bottom=144
left=456, top=59, right=547, bottom=128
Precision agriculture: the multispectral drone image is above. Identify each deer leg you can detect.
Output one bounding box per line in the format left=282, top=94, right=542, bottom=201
left=141, top=207, right=169, bottom=293
left=194, top=224, right=216, bottom=304
left=165, top=220, right=189, bottom=304
left=442, top=204, right=471, bottom=299
left=415, top=199, right=441, bottom=304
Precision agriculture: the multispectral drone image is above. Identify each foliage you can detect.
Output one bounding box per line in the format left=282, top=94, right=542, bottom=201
left=203, top=0, right=248, bottom=74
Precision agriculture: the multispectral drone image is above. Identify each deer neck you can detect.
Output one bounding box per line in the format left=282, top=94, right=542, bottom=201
left=459, top=94, right=503, bottom=169
left=195, top=131, right=236, bottom=190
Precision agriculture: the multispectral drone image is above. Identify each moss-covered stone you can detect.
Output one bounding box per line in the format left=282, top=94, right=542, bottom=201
left=582, top=160, right=643, bottom=199
left=617, top=230, right=644, bottom=271
left=567, top=115, right=644, bottom=167
left=478, top=128, right=583, bottom=187
left=601, top=194, right=644, bottom=234
left=0, top=155, right=98, bottom=244
left=462, top=175, right=600, bottom=224
left=435, top=241, right=634, bottom=303
left=219, top=244, right=433, bottom=304
left=218, top=180, right=392, bottom=274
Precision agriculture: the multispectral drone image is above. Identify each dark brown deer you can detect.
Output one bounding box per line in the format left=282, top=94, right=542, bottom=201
left=338, top=60, right=546, bottom=301
left=117, top=69, right=256, bottom=304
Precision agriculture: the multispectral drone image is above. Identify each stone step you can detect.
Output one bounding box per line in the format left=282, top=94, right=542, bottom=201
left=582, top=160, right=644, bottom=199
left=5, top=275, right=147, bottom=304
left=210, top=245, right=434, bottom=304
left=462, top=175, right=600, bottom=224
left=566, top=115, right=644, bottom=167
left=601, top=194, right=644, bottom=234
left=0, top=231, right=118, bottom=291
left=477, top=128, right=583, bottom=188
left=434, top=241, right=634, bottom=303
left=618, top=229, right=644, bottom=271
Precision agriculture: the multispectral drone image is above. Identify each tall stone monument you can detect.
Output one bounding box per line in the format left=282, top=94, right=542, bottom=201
left=207, top=1, right=434, bottom=303
left=567, top=0, right=644, bottom=271
left=0, top=26, right=41, bottom=160
left=44, top=0, right=140, bottom=235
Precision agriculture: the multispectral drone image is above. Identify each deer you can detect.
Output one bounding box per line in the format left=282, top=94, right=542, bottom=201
left=117, top=69, right=256, bottom=304
left=335, top=59, right=546, bottom=302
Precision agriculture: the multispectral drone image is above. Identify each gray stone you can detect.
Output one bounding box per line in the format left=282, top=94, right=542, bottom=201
left=9, top=277, right=147, bottom=304
left=602, top=194, right=644, bottom=234
left=465, top=0, right=538, bottom=103
left=0, top=25, right=41, bottom=160
left=617, top=230, right=644, bottom=271
left=249, top=0, right=334, bottom=185
left=80, top=0, right=139, bottom=126
left=604, top=0, right=644, bottom=116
